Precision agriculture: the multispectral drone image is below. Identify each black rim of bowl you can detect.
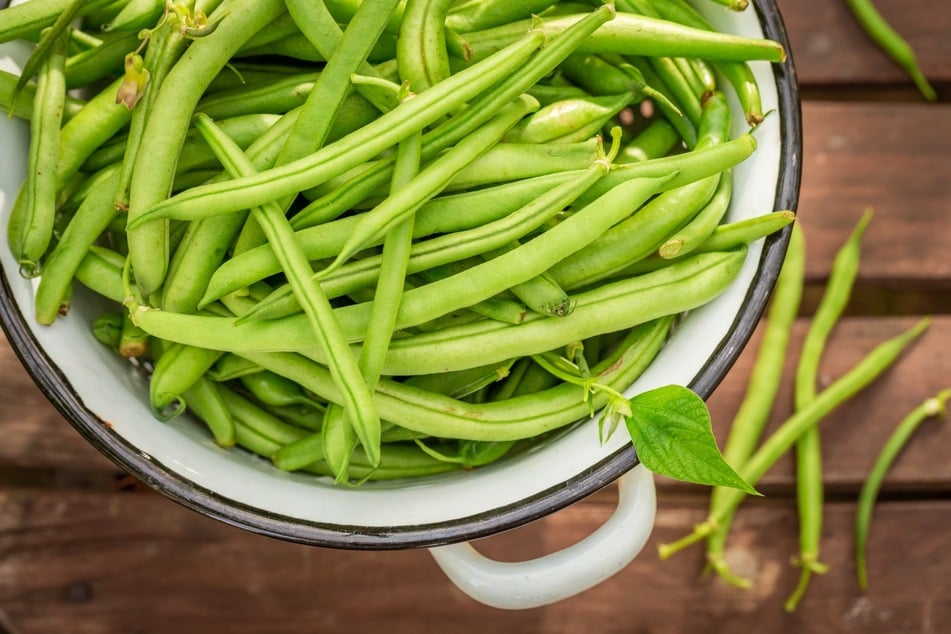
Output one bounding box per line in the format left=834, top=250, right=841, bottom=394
left=0, top=0, right=802, bottom=551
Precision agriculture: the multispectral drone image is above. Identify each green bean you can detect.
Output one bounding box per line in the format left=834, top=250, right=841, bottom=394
left=74, top=245, right=128, bottom=303
left=236, top=11, right=301, bottom=52
left=558, top=52, right=682, bottom=117
left=619, top=211, right=796, bottom=277
left=704, top=0, right=749, bottom=12
left=659, top=318, right=931, bottom=559
left=195, top=72, right=323, bottom=118
left=91, top=311, right=123, bottom=351
left=85, top=113, right=281, bottom=174
left=161, top=110, right=301, bottom=313
left=132, top=25, right=561, bottom=223
left=571, top=132, right=755, bottom=206
left=436, top=138, right=600, bottom=192
left=505, top=93, right=631, bottom=144
left=57, top=76, right=133, bottom=188
left=272, top=431, right=325, bottom=471
left=616, top=118, right=681, bottom=163
left=785, top=211, right=871, bottom=611
left=0, top=68, right=85, bottom=121
left=149, top=342, right=223, bottom=419
left=304, top=443, right=461, bottom=482
left=659, top=168, right=733, bottom=259
left=322, top=95, right=539, bottom=275
left=404, top=359, right=516, bottom=399
left=64, top=29, right=139, bottom=89
left=114, top=11, right=193, bottom=216
left=283, top=1, right=395, bottom=114
left=484, top=241, right=571, bottom=317
left=7, top=27, right=67, bottom=274
left=318, top=137, right=601, bottom=210
left=6, top=0, right=82, bottom=108
left=844, top=0, right=936, bottom=101
left=397, top=0, right=454, bottom=91
left=855, top=389, right=950, bottom=590
left=704, top=224, right=804, bottom=588
left=461, top=11, right=785, bottom=63
left=324, top=109, right=423, bottom=481
left=34, top=167, right=120, bottom=325
left=446, top=0, right=558, bottom=33
left=278, top=0, right=400, bottom=166
left=101, top=0, right=165, bottom=33
left=239, top=316, right=674, bottom=442
left=239, top=370, right=325, bottom=410
left=218, top=384, right=309, bottom=447
left=192, top=113, right=383, bottom=467
left=207, top=353, right=263, bottom=382
left=323, top=0, right=405, bottom=36
left=125, top=0, right=286, bottom=298
left=262, top=403, right=325, bottom=432
left=238, top=30, right=398, bottom=65
left=182, top=376, right=236, bottom=448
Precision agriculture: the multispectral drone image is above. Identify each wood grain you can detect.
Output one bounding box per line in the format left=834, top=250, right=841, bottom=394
left=0, top=487, right=948, bottom=634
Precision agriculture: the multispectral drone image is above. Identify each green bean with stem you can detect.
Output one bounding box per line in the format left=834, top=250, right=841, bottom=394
left=855, top=389, right=950, bottom=590
left=785, top=211, right=871, bottom=611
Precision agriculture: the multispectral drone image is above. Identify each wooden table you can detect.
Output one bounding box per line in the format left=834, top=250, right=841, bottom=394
left=1, top=1, right=949, bottom=632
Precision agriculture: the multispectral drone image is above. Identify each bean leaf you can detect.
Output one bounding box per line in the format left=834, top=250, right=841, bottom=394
left=625, top=385, right=758, bottom=494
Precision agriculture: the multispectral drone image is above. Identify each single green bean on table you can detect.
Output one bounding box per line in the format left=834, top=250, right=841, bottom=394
left=785, top=211, right=871, bottom=612
left=3, top=2, right=797, bottom=483
left=855, top=389, right=950, bottom=590
left=844, top=0, right=937, bottom=101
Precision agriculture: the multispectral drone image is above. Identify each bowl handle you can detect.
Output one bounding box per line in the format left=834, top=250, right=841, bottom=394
left=428, top=464, right=656, bottom=609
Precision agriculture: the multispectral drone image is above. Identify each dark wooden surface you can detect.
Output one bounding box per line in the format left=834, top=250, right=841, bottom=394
left=2, top=1, right=950, bottom=632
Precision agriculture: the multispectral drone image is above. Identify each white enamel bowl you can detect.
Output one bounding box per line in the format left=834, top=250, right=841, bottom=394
left=0, top=0, right=800, bottom=609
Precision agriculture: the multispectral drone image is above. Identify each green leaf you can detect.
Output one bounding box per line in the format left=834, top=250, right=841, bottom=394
left=625, top=385, right=759, bottom=495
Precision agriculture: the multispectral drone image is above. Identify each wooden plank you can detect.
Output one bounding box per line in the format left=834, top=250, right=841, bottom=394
left=0, top=487, right=948, bottom=633
left=1, top=316, right=949, bottom=491
left=775, top=0, right=951, bottom=87
left=799, top=102, right=951, bottom=290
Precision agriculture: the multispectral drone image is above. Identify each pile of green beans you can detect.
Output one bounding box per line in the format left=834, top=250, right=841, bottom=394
left=2, top=0, right=793, bottom=483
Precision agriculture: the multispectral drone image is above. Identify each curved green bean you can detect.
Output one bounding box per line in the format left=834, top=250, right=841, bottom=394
left=855, top=389, right=950, bottom=590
